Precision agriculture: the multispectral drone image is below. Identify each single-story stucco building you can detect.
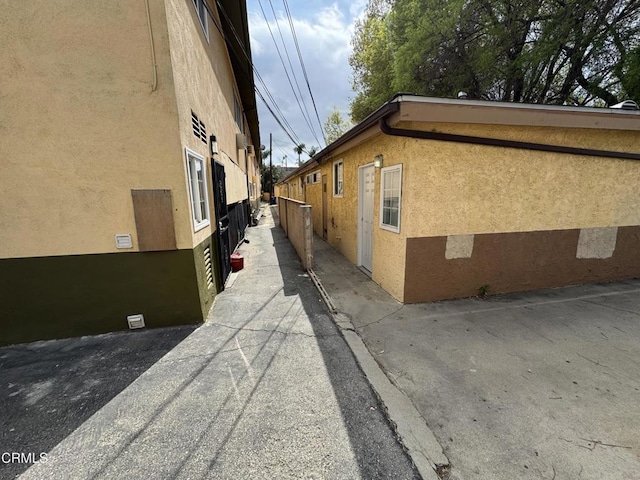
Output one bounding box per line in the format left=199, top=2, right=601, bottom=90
left=278, top=95, right=640, bottom=303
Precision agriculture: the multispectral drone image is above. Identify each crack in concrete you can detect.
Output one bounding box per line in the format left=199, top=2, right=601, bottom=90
left=209, top=322, right=337, bottom=339
left=356, top=305, right=405, bottom=331
left=580, top=299, right=640, bottom=317
left=159, top=342, right=272, bottom=365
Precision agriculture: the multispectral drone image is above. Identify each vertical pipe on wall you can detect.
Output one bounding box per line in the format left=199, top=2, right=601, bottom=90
left=144, top=0, right=158, bottom=92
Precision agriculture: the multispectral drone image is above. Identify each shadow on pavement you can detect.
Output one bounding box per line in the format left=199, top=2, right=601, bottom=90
left=267, top=206, right=420, bottom=479
left=0, top=325, right=196, bottom=479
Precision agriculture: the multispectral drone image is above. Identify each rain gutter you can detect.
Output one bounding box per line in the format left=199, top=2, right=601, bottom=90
left=379, top=113, right=640, bottom=161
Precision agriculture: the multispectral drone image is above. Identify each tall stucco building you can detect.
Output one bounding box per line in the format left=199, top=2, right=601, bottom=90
left=0, top=0, right=261, bottom=345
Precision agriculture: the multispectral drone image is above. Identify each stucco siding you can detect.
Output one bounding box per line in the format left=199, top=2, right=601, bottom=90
left=400, top=123, right=640, bottom=237
left=165, top=0, right=251, bottom=248
left=404, top=226, right=640, bottom=303
left=319, top=134, right=407, bottom=301
left=0, top=0, right=186, bottom=258
left=305, top=182, right=323, bottom=236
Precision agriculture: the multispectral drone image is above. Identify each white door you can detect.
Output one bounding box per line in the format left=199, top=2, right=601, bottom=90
left=359, top=165, right=375, bottom=273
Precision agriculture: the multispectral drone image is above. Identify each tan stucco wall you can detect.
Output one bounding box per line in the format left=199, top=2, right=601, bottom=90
left=398, top=122, right=640, bottom=238
left=165, top=0, right=254, bottom=247
left=290, top=134, right=407, bottom=301
left=305, top=182, right=323, bottom=236
left=0, top=0, right=189, bottom=259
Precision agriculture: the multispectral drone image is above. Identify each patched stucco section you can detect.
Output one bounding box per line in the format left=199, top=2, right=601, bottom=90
left=445, top=234, right=475, bottom=259
left=577, top=227, right=618, bottom=259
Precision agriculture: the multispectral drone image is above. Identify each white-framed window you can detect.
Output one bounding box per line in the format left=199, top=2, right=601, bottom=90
left=306, top=171, right=320, bottom=184
left=186, top=148, right=211, bottom=232
left=234, top=93, right=244, bottom=133
left=333, top=160, right=343, bottom=197
left=192, top=0, right=209, bottom=42
left=380, top=164, right=402, bottom=233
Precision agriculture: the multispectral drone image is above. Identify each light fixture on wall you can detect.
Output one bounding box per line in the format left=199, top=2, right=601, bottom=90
left=209, top=135, right=218, bottom=156
left=373, top=154, right=384, bottom=168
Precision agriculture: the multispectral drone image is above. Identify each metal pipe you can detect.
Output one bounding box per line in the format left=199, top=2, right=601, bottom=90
left=145, top=0, right=158, bottom=92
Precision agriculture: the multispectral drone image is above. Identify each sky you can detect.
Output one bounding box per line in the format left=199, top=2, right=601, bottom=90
left=246, top=0, right=367, bottom=167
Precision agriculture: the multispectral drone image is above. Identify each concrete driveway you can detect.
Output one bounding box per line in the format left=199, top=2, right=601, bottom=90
left=314, top=238, right=640, bottom=479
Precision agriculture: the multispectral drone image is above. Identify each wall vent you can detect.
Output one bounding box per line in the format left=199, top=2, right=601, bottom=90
left=191, top=111, right=207, bottom=143
left=247, top=145, right=255, bottom=155
left=204, top=246, right=214, bottom=289
left=236, top=133, right=247, bottom=150
left=127, top=314, right=145, bottom=329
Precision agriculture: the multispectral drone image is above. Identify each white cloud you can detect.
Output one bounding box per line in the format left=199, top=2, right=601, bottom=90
left=247, top=1, right=366, bottom=163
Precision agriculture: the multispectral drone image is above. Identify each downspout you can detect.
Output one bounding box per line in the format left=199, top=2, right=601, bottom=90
left=244, top=148, right=253, bottom=226
left=144, top=0, right=158, bottom=92
left=379, top=115, right=640, bottom=161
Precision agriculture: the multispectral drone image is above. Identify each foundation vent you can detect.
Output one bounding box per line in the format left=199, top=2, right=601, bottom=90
left=204, top=246, right=214, bottom=289
left=191, top=111, right=207, bottom=143
left=127, top=314, right=145, bottom=329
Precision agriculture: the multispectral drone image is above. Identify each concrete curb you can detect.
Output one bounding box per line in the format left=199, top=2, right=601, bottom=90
left=309, top=269, right=449, bottom=480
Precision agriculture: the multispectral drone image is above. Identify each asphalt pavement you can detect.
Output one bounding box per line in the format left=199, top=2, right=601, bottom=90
left=0, top=326, right=196, bottom=479
left=15, top=207, right=419, bottom=480
left=313, top=235, right=640, bottom=480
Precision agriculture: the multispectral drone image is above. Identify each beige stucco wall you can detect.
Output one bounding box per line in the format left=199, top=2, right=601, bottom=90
left=398, top=122, right=640, bottom=238
left=0, top=0, right=189, bottom=259
left=305, top=180, right=323, bottom=236
left=277, top=116, right=640, bottom=303
left=291, top=134, right=407, bottom=301
left=165, top=0, right=254, bottom=247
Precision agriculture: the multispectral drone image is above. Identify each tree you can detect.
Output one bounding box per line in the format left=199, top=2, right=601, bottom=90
left=350, top=0, right=640, bottom=121
left=294, top=143, right=306, bottom=166
left=349, top=0, right=395, bottom=122
left=307, top=146, right=318, bottom=157
left=324, top=107, right=352, bottom=144
left=260, top=163, right=283, bottom=193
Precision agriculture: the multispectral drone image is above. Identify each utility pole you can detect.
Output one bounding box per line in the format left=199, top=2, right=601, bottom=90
left=284, top=155, right=288, bottom=169
left=269, top=133, right=273, bottom=200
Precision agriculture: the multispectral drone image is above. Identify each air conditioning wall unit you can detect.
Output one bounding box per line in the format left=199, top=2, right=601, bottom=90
left=247, top=145, right=255, bottom=155
left=236, top=133, right=247, bottom=150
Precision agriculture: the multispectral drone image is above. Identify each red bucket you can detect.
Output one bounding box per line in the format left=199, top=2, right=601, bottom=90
left=230, top=252, right=244, bottom=272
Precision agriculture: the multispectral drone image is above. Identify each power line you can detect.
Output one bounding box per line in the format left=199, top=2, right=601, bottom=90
left=266, top=0, right=323, bottom=147
left=282, top=0, right=326, bottom=146
left=256, top=0, right=322, bottom=147
left=207, top=0, right=305, bottom=148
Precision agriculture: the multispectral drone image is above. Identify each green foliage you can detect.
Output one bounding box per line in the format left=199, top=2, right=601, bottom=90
left=349, top=0, right=395, bottom=122
left=619, top=46, right=640, bottom=101
left=478, top=284, right=490, bottom=298
left=260, top=163, right=284, bottom=192
left=294, top=143, right=306, bottom=166
left=324, top=107, right=352, bottom=144
left=350, top=0, right=640, bottom=120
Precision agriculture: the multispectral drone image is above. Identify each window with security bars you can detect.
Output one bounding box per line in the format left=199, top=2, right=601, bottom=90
left=380, top=164, right=402, bottom=233
left=186, top=148, right=210, bottom=231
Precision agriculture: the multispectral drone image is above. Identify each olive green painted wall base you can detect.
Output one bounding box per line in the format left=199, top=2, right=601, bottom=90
left=192, top=235, right=220, bottom=320
left=0, top=248, right=207, bottom=346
